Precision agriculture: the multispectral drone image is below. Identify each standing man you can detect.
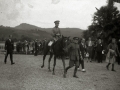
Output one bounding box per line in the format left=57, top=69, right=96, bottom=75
left=34, top=39, right=39, bottom=56
left=117, top=39, right=120, bottom=65
left=4, top=35, right=15, bottom=65
left=48, top=20, right=62, bottom=52
left=24, top=40, right=28, bottom=55
left=65, top=37, right=81, bottom=78
left=16, top=41, right=21, bottom=53
left=86, top=37, right=93, bottom=62
left=96, top=38, right=104, bottom=63
left=78, top=38, right=86, bottom=72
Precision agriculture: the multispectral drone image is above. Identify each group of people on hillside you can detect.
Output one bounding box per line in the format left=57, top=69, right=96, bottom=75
left=3, top=20, right=120, bottom=78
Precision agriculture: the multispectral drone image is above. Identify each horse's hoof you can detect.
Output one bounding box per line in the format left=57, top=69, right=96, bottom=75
left=41, top=66, right=44, bottom=68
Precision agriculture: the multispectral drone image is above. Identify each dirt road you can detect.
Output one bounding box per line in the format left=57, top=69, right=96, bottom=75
left=0, top=54, right=120, bottom=90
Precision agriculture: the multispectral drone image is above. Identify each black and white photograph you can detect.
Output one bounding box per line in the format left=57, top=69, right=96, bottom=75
left=0, top=0, right=120, bottom=90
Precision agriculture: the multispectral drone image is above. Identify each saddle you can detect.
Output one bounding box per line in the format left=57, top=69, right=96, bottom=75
left=48, top=41, right=54, bottom=46
left=48, top=35, right=61, bottom=46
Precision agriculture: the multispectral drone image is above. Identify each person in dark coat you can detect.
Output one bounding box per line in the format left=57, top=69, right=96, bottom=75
left=16, top=41, right=22, bottom=53
left=78, top=38, right=86, bottom=72
left=4, top=35, right=15, bottom=65
left=117, top=39, right=120, bottom=65
left=65, top=37, right=81, bottom=78
left=38, top=40, right=42, bottom=54
left=96, top=38, right=104, bottom=63
left=34, top=39, right=39, bottom=56
left=16, top=42, right=19, bottom=53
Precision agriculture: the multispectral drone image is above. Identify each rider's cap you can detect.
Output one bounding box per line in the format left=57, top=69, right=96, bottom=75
left=54, top=20, right=60, bottom=24
left=73, top=37, right=79, bottom=40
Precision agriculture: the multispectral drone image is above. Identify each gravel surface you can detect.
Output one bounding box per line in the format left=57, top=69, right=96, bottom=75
left=0, top=54, right=120, bottom=90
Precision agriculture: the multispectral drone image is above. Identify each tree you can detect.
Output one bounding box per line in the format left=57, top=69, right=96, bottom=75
left=83, top=5, right=120, bottom=43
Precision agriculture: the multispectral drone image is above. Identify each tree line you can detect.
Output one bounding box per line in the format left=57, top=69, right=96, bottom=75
left=83, top=5, right=120, bottom=44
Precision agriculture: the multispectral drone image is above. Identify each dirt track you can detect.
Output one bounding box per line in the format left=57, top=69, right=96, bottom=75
left=0, top=54, right=120, bottom=90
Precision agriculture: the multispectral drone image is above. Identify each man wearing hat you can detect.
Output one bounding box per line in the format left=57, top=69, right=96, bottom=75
left=96, top=38, right=104, bottom=63
left=52, top=20, right=61, bottom=41
left=78, top=38, right=86, bottom=72
left=49, top=20, right=62, bottom=52
left=4, top=35, right=15, bottom=65
left=65, top=37, right=81, bottom=78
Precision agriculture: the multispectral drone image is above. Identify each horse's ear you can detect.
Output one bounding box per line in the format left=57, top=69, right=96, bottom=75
left=68, top=36, right=70, bottom=39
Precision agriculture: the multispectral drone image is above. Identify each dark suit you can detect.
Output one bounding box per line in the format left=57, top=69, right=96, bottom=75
left=34, top=41, right=38, bottom=56
left=79, top=43, right=86, bottom=69
left=117, top=41, right=120, bottom=64
left=96, top=43, right=103, bottom=63
left=4, top=39, right=14, bottom=64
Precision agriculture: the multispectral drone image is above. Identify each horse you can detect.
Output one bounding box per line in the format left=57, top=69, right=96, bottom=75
left=41, top=36, right=69, bottom=78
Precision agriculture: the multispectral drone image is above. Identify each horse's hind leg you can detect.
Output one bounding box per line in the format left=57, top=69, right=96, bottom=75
left=48, top=53, right=53, bottom=72
left=62, top=58, right=66, bottom=78
left=52, top=56, right=56, bottom=75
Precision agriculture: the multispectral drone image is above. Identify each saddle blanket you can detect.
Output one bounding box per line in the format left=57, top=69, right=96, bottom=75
left=48, top=41, right=53, bottom=46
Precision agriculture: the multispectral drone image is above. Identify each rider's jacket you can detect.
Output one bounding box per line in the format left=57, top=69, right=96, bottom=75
left=51, top=27, right=61, bottom=37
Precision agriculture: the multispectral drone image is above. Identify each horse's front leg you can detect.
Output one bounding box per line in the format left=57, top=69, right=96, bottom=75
left=48, top=53, right=53, bottom=72
left=41, top=54, right=46, bottom=68
left=52, top=56, right=56, bottom=75
left=41, top=46, right=49, bottom=68
left=62, top=57, right=66, bottom=78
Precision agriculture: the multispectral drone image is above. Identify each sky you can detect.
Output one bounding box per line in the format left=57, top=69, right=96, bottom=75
left=0, top=0, right=120, bottom=30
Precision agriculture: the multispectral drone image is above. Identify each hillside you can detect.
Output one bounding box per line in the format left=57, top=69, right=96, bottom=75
left=14, top=23, right=84, bottom=38
left=15, top=23, right=42, bottom=30
left=0, top=26, right=52, bottom=41
left=0, top=23, right=84, bottom=41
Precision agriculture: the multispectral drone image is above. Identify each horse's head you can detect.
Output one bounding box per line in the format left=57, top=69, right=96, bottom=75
left=61, top=36, right=70, bottom=49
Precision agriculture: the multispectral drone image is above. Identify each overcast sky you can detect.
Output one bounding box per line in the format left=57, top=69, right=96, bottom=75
left=0, top=0, right=120, bottom=30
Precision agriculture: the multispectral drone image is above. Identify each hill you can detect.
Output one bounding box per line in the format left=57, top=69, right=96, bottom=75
left=0, top=23, right=84, bottom=41
left=14, top=23, right=84, bottom=38
left=15, top=23, right=42, bottom=30
left=0, top=25, right=52, bottom=41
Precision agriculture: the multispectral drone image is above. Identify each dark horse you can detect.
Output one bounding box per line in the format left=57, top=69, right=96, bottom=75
left=41, top=36, right=69, bottom=78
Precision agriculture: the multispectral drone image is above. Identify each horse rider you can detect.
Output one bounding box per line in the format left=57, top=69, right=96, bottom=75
left=65, top=37, right=82, bottom=78
left=48, top=20, right=62, bottom=52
